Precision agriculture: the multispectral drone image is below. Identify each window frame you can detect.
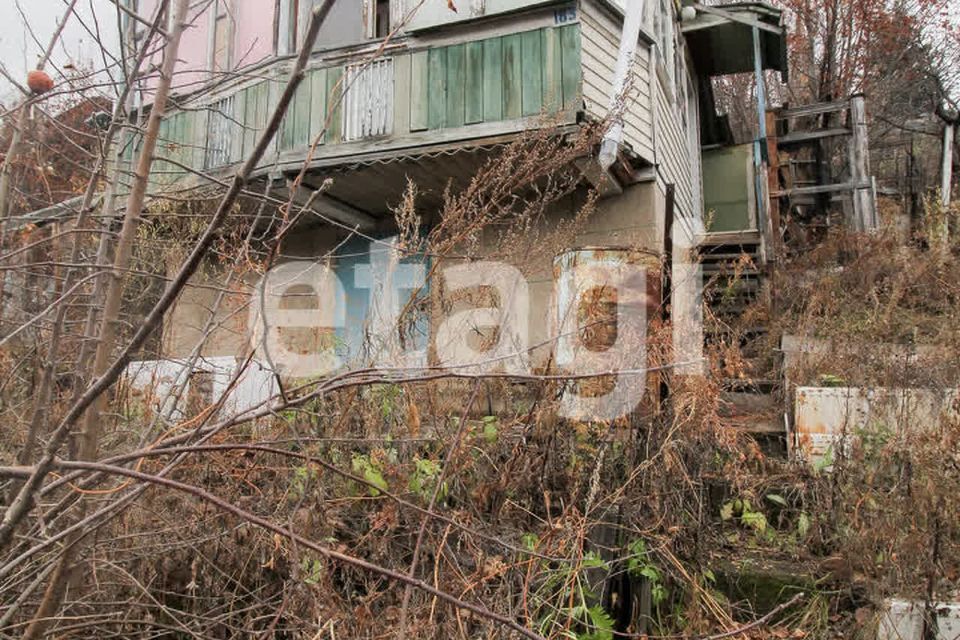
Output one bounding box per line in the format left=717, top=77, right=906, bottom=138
left=647, top=0, right=676, bottom=100
left=277, top=0, right=302, bottom=55
left=207, top=0, right=233, bottom=76
left=364, top=0, right=402, bottom=40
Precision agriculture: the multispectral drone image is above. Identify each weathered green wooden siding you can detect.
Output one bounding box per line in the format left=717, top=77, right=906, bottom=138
left=153, top=24, right=582, bottom=180
left=408, top=24, right=581, bottom=133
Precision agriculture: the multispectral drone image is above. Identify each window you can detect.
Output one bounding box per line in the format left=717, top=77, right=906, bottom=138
left=278, top=0, right=300, bottom=54
left=375, top=0, right=390, bottom=38
left=651, top=0, right=675, bottom=96
left=342, top=58, right=395, bottom=140
left=209, top=0, right=232, bottom=74
left=364, top=0, right=392, bottom=39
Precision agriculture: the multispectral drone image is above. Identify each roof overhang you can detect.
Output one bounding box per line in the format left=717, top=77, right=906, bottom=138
left=681, top=2, right=788, bottom=81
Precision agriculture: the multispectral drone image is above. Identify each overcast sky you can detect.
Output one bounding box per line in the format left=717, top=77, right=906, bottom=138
left=0, top=0, right=119, bottom=106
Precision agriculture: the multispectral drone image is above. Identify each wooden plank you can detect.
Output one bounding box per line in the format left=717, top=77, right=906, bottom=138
left=393, top=54, right=412, bottom=136
left=409, top=50, right=429, bottom=132
left=293, top=73, right=312, bottom=149
left=465, top=41, right=483, bottom=124
left=427, top=47, right=447, bottom=129
left=326, top=66, right=343, bottom=144
left=542, top=27, right=562, bottom=113
left=560, top=24, right=581, bottom=111
left=778, top=100, right=850, bottom=119
left=446, top=44, right=466, bottom=128
left=241, top=87, right=255, bottom=157
left=777, top=127, right=851, bottom=145
left=502, top=33, right=522, bottom=119
left=772, top=180, right=872, bottom=198
left=482, top=37, right=503, bottom=122
left=262, top=78, right=279, bottom=153
left=309, top=69, right=327, bottom=145
left=520, top=30, right=543, bottom=117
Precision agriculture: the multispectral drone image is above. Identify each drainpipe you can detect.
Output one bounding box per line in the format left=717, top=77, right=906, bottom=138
left=598, top=0, right=646, bottom=171
left=942, top=121, right=954, bottom=208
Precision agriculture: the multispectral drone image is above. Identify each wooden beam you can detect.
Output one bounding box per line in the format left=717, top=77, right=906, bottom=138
left=772, top=180, right=872, bottom=198
left=689, top=3, right=782, bottom=35
left=283, top=181, right=378, bottom=230
left=777, top=101, right=850, bottom=119
left=778, top=127, right=851, bottom=146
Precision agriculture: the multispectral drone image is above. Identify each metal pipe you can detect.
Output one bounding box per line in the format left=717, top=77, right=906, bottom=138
left=599, top=0, right=645, bottom=171
left=942, top=122, right=954, bottom=208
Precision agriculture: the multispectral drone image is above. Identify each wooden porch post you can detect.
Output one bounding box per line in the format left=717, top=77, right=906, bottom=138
left=752, top=25, right=774, bottom=260
left=848, top=94, right=875, bottom=231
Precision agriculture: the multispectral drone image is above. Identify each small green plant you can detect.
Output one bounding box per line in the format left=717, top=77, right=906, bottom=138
left=408, top=457, right=447, bottom=502
left=351, top=453, right=387, bottom=496
left=290, top=464, right=317, bottom=498
left=721, top=498, right=769, bottom=537
left=626, top=539, right=667, bottom=606
left=531, top=550, right=616, bottom=640
left=300, top=556, right=323, bottom=585
left=481, top=415, right=499, bottom=444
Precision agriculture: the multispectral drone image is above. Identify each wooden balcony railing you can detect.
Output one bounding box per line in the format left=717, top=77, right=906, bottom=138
left=129, top=23, right=583, bottom=191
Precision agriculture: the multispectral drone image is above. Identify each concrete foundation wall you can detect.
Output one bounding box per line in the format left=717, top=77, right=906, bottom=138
left=160, top=180, right=662, bottom=374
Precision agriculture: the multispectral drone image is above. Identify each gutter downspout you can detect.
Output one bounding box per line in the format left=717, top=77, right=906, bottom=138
left=942, top=121, right=954, bottom=208
left=598, top=0, right=646, bottom=171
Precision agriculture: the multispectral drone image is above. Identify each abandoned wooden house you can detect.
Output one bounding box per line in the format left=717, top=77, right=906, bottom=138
left=14, top=0, right=880, bottom=439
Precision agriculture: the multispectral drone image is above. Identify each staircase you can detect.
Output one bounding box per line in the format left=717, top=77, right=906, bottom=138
left=699, top=231, right=787, bottom=454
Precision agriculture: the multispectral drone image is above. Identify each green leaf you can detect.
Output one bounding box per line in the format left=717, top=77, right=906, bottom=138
left=582, top=605, right=614, bottom=640
left=703, top=569, right=716, bottom=584
left=720, top=502, right=735, bottom=521
left=482, top=416, right=499, bottom=443
left=639, top=566, right=661, bottom=583
left=798, top=512, right=812, bottom=538
left=651, top=583, right=668, bottom=606
left=363, top=467, right=387, bottom=496
left=766, top=493, right=788, bottom=507
left=583, top=551, right=608, bottom=570
left=521, top=533, right=539, bottom=551
left=741, top=510, right=767, bottom=533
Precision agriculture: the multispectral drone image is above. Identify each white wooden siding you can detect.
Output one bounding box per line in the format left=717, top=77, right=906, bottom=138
left=579, top=0, right=655, bottom=162
left=654, top=70, right=694, bottom=217
left=204, top=95, right=238, bottom=169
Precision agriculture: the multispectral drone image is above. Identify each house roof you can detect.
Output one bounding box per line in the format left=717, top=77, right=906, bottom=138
left=681, top=2, right=789, bottom=81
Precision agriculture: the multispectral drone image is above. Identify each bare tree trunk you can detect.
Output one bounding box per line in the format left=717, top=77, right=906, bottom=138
left=14, top=5, right=164, bottom=471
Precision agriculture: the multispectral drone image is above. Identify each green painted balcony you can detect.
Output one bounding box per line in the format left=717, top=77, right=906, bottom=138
left=139, top=22, right=583, bottom=190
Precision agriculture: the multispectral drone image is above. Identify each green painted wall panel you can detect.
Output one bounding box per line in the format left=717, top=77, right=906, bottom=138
left=326, top=66, right=343, bottom=144
left=293, top=75, right=312, bottom=149
left=410, top=51, right=429, bottom=131
left=560, top=24, right=581, bottom=110
left=427, top=47, right=447, bottom=129
left=520, top=30, right=543, bottom=117
left=281, top=81, right=300, bottom=151
left=502, top=33, right=522, bottom=119
left=465, top=41, right=484, bottom=124
left=702, top=144, right=753, bottom=232
left=482, top=38, right=503, bottom=122
left=542, top=27, right=562, bottom=112
left=446, top=44, right=466, bottom=128
left=309, top=69, right=328, bottom=144
left=150, top=24, right=584, bottom=181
